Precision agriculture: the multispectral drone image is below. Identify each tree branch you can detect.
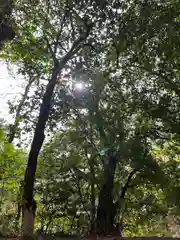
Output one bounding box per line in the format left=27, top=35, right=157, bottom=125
left=53, top=9, right=69, bottom=55
left=8, top=77, right=35, bottom=143
left=44, top=36, right=57, bottom=63
left=119, top=169, right=137, bottom=200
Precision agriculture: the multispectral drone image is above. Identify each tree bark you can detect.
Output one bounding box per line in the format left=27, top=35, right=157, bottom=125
left=22, top=63, right=59, bottom=237
left=96, top=153, right=117, bottom=234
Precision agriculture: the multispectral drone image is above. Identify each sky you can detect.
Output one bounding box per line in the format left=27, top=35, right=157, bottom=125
left=0, top=61, right=85, bottom=146
left=0, top=61, right=85, bottom=124
left=0, top=61, right=24, bottom=123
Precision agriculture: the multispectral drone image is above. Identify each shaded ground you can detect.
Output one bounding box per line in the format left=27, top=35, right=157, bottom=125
left=1, top=237, right=179, bottom=240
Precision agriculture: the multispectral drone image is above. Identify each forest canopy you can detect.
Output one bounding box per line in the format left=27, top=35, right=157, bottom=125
left=0, top=0, right=180, bottom=238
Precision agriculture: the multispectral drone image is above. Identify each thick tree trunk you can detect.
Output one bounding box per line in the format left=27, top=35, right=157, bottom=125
left=96, top=154, right=117, bottom=235
left=22, top=63, right=59, bottom=238
left=21, top=199, right=36, bottom=237
left=21, top=25, right=91, bottom=237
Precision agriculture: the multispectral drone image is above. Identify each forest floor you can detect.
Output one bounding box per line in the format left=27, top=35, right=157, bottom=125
left=0, top=237, right=178, bottom=240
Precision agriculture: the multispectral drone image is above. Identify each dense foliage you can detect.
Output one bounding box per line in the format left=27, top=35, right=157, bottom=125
left=0, top=0, right=180, bottom=237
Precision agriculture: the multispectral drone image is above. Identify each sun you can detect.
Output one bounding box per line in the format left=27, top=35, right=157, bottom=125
left=74, top=82, right=84, bottom=91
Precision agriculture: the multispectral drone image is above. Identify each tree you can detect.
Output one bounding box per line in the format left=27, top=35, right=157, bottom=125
left=2, top=0, right=180, bottom=237
left=0, top=127, right=26, bottom=235
left=5, top=0, right=124, bottom=237
left=35, top=71, right=167, bottom=235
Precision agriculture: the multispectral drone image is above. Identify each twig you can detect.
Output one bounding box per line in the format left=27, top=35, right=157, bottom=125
left=54, top=10, right=69, bottom=55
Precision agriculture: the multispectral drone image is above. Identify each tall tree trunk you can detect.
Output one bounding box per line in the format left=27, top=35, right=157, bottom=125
left=21, top=25, right=91, bottom=238
left=22, top=63, right=59, bottom=238
left=96, top=153, right=117, bottom=235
